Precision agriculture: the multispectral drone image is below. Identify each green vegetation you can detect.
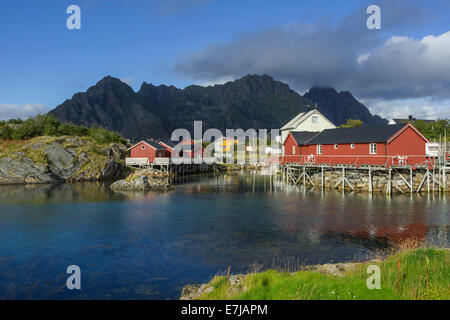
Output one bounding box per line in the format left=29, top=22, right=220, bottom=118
left=413, top=119, right=449, bottom=142
left=340, top=119, right=363, bottom=128
left=0, top=114, right=127, bottom=145
left=198, top=248, right=449, bottom=300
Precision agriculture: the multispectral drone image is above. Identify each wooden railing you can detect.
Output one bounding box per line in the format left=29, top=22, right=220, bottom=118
left=154, top=158, right=170, bottom=165
left=281, top=154, right=433, bottom=167
left=125, top=158, right=149, bottom=166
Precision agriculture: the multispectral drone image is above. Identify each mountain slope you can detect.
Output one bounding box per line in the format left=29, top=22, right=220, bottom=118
left=304, top=87, right=388, bottom=126
left=50, top=75, right=387, bottom=141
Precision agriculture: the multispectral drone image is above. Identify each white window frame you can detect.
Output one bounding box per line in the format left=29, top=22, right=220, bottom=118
left=292, top=146, right=296, bottom=154
left=141, top=145, right=146, bottom=150
left=369, top=143, right=377, bottom=155
left=334, top=144, right=338, bottom=149
left=317, top=145, right=322, bottom=154
left=312, top=116, right=318, bottom=124
left=351, top=144, right=355, bottom=149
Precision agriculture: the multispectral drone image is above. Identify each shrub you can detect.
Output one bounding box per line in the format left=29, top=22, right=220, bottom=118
left=0, top=114, right=126, bottom=144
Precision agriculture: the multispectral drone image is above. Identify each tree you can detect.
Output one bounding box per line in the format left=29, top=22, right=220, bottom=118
left=340, top=119, right=363, bottom=128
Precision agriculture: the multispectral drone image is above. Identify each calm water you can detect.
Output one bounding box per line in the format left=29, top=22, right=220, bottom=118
left=0, top=175, right=448, bottom=299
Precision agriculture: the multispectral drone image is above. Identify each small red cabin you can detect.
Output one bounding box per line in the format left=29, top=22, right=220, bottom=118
left=128, top=140, right=169, bottom=164
left=282, top=123, right=430, bottom=166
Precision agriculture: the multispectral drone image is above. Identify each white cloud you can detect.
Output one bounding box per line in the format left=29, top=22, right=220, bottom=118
left=353, top=31, right=450, bottom=99
left=362, top=97, right=450, bottom=120
left=173, top=0, right=450, bottom=101
left=0, top=103, right=49, bottom=121
left=357, top=53, right=370, bottom=65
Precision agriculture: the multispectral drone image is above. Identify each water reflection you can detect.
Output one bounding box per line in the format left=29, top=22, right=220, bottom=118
left=0, top=174, right=448, bottom=299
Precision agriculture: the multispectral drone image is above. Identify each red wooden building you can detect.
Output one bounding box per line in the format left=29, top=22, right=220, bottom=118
left=282, top=123, right=431, bottom=166
left=128, top=140, right=170, bottom=164
left=159, top=138, right=204, bottom=159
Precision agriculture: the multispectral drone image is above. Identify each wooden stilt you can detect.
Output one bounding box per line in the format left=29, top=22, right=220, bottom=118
left=321, top=166, right=324, bottom=190
left=388, top=168, right=392, bottom=195
left=410, top=167, right=413, bottom=194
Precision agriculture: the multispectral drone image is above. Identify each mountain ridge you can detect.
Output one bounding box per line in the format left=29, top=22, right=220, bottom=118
left=49, top=74, right=387, bottom=141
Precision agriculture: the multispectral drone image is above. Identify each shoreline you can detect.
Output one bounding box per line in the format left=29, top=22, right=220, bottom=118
left=180, top=247, right=449, bottom=300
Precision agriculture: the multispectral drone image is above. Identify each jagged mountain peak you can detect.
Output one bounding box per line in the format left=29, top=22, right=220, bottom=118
left=50, top=74, right=386, bottom=140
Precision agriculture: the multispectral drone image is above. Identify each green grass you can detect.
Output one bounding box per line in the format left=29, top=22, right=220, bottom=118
left=198, top=248, right=449, bottom=300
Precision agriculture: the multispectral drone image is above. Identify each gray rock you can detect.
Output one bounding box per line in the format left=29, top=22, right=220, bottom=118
left=0, top=157, right=55, bottom=184
left=180, top=284, right=214, bottom=300
left=0, top=138, right=128, bottom=185
left=44, top=142, right=78, bottom=180
left=110, top=175, right=172, bottom=192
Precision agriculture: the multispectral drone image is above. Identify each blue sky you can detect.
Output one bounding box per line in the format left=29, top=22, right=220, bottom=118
left=1, top=0, right=449, bottom=120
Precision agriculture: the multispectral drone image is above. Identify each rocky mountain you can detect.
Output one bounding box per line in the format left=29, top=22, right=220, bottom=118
left=50, top=75, right=386, bottom=141
left=304, top=87, right=388, bottom=126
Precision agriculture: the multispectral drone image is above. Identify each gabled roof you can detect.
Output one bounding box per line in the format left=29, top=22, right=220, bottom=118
left=147, top=140, right=167, bottom=150
left=159, top=140, right=177, bottom=149
left=160, top=139, right=203, bottom=151
left=281, top=109, right=335, bottom=131
left=281, top=112, right=305, bottom=130
left=307, top=124, right=405, bottom=145
left=287, top=131, right=320, bottom=145
left=128, top=140, right=166, bottom=151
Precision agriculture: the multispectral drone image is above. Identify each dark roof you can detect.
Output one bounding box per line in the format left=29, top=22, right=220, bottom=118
left=289, top=131, right=320, bottom=145
left=146, top=140, right=167, bottom=150
left=307, top=124, right=405, bottom=145
left=160, top=140, right=177, bottom=149
left=159, top=140, right=203, bottom=151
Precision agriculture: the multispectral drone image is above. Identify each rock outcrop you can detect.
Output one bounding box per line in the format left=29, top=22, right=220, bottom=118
left=110, top=169, right=173, bottom=192
left=0, top=136, right=129, bottom=185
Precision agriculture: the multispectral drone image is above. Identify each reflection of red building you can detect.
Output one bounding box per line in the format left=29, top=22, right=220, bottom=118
left=283, top=123, right=430, bottom=167
left=333, top=224, right=429, bottom=246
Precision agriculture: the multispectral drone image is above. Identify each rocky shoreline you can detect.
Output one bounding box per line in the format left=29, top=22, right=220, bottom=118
left=0, top=136, right=129, bottom=185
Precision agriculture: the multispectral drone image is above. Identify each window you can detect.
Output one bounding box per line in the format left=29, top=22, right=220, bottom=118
left=370, top=143, right=377, bottom=154
left=351, top=144, right=355, bottom=149
left=334, top=144, right=338, bottom=149
left=292, top=146, right=296, bottom=154
left=317, top=145, right=322, bottom=154
left=141, top=145, right=146, bottom=150
left=312, top=116, right=318, bottom=124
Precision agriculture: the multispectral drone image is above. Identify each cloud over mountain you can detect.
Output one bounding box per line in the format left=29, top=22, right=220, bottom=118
left=173, top=0, right=450, bottom=103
